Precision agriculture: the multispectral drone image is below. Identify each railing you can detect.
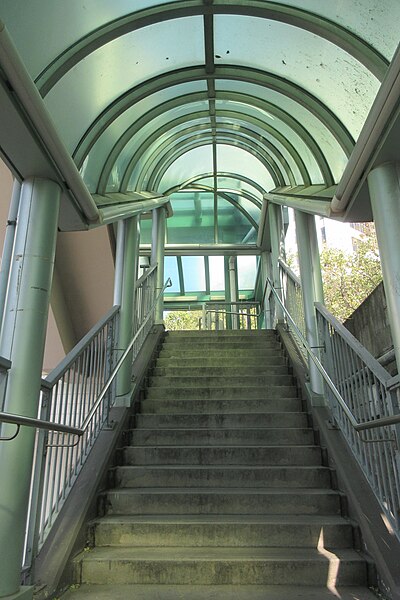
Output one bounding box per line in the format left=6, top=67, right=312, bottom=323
left=267, top=276, right=400, bottom=538
left=316, top=303, right=400, bottom=536
left=279, top=259, right=306, bottom=356
left=24, top=306, right=119, bottom=570
left=23, top=268, right=170, bottom=574
left=202, top=301, right=260, bottom=330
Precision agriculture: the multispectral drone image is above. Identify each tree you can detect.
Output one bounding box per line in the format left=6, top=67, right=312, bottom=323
left=164, top=310, right=202, bottom=330
left=319, top=223, right=382, bottom=322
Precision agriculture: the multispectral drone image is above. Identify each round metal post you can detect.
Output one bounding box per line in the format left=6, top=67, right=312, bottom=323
left=0, top=177, right=60, bottom=598
left=368, top=162, right=400, bottom=371
left=0, top=179, right=21, bottom=333
left=113, top=219, right=126, bottom=306
left=269, top=203, right=284, bottom=322
left=228, top=256, right=239, bottom=330
left=151, top=207, right=166, bottom=324
left=115, top=216, right=140, bottom=405
left=295, top=210, right=324, bottom=395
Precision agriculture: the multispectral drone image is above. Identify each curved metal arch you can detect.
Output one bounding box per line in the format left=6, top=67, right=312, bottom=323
left=165, top=172, right=267, bottom=197
left=73, top=65, right=354, bottom=168
left=190, top=184, right=262, bottom=209
left=136, top=131, right=286, bottom=192
left=120, top=120, right=302, bottom=192
left=146, top=136, right=284, bottom=192
left=35, top=0, right=388, bottom=96
left=98, top=100, right=315, bottom=193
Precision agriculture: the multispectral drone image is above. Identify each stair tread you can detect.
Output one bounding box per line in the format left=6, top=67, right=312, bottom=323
left=93, top=514, right=349, bottom=525
left=104, top=487, right=339, bottom=495
left=78, top=546, right=364, bottom=562
left=59, top=584, right=378, bottom=600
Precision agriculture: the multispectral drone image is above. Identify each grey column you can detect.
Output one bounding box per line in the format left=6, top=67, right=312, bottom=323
left=295, top=209, right=324, bottom=395
left=151, top=207, right=166, bottom=324
left=0, top=178, right=60, bottom=599
left=368, top=162, right=400, bottom=371
left=228, top=256, right=239, bottom=329
left=269, top=203, right=284, bottom=321
left=114, top=216, right=140, bottom=406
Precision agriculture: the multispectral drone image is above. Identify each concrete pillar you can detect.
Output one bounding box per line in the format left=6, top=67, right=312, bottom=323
left=151, top=207, right=166, bottom=324
left=269, top=203, right=284, bottom=321
left=294, top=210, right=324, bottom=395
left=114, top=216, right=140, bottom=406
left=368, top=162, right=400, bottom=371
left=0, top=177, right=60, bottom=599
left=228, top=256, right=239, bottom=329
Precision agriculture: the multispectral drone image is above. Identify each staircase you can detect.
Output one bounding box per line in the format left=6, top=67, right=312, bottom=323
left=65, top=330, right=377, bottom=599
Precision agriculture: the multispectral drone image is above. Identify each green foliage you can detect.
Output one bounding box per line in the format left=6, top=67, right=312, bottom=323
left=164, top=310, right=202, bottom=330
left=320, top=224, right=382, bottom=322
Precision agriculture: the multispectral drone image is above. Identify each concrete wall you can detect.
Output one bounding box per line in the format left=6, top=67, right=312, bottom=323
left=344, top=281, right=396, bottom=373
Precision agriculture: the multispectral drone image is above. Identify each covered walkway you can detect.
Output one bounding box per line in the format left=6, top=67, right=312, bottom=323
left=0, top=2, right=400, bottom=599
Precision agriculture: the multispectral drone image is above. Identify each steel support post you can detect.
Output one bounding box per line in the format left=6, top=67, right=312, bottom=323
left=115, top=216, right=140, bottom=406
left=0, top=177, right=60, bottom=599
left=228, top=256, right=239, bottom=329
left=224, top=256, right=232, bottom=330
left=269, top=203, right=284, bottom=322
left=295, top=210, right=324, bottom=395
left=151, top=207, right=166, bottom=324
left=368, top=162, right=400, bottom=372
left=260, top=250, right=272, bottom=329
left=0, top=179, right=21, bottom=333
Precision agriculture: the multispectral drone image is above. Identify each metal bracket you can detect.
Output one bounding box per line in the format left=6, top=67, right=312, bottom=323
left=0, top=423, right=20, bottom=441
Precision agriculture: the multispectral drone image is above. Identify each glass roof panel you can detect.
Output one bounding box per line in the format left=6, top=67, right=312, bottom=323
left=159, top=147, right=214, bottom=193
left=182, top=256, right=206, bottom=292
left=214, top=15, right=379, bottom=138
left=265, top=0, right=400, bottom=60
left=216, top=79, right=347, bottom=182
left=45, top=17, right=205, bottom=151
left=166, top=192, right=215, bottom=245
left=216, top=116, right=303, bottom=184
left=217, top=145, right=275, bottom=191
left=238, top=256, right=257, bottom=289
left=217, top=197, right=254, bottom=245
left=2, top=0, right=176, bottom=78
left=164, top=256, right=181, bottom=293
left=80, top=83, right=207, bottom=191
left=215, top=99, right=323, bottom=184
left=209, top=256, right=225, bottom=291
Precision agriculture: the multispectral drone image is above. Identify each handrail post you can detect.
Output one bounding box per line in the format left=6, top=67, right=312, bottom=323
left=0, top=177, right=60, bottom=599
left=294, top=210, right=325, bottom=397
left=269, top=203, right=284, bottom=323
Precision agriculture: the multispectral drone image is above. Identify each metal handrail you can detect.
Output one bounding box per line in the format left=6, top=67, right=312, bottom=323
left=267, top=277, right=400, bottom=433
left=0, top=277, right=172, bottom=442
left=79, top=276, right=171, bottom=432
left=135, top=264, right=157, bottom=289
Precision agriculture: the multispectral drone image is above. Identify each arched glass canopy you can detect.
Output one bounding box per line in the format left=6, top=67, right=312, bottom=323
left=0, top=0, right=399, bottom=298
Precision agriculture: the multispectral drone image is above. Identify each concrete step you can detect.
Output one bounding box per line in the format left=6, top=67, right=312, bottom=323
left=141, top=397, right=302, bottom=414
left=112, top=465, right=331, bottom=489
left=153, top=365, right=290, bottom=377
left=165, top=330, right=276, bottom=338
left=145, top=385, right=298, bottom=400
left=134, top=412, right=309, bottom=429
left=148, top=374, right=294, bottom=387
left=59, top=583, right=379, bottom=600
left=128, top=428, right=314, bottom=446
left=155, top=356, right=287, bottom=368
left=158, top=347, right=282, bottom=358
left=75, top=546, right=366, bottom=586
left=122, top=445, right=322, bottom=466
left=100, top=488, right=340, bottom=516
left=91, top=514, right=353, bottom=548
